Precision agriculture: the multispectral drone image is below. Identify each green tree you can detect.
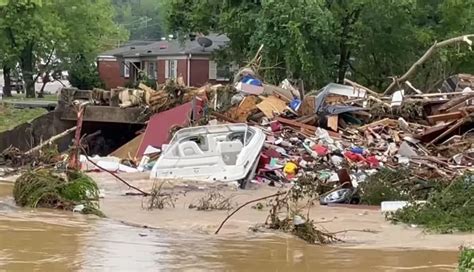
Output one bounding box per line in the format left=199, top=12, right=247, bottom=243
left=112, top=0, right=168, bottom=40
left=68, top=55, right=104, bottom=90
left=0, top=0, right=126, bottom=98
left=166, top=0, right=474, bottom=91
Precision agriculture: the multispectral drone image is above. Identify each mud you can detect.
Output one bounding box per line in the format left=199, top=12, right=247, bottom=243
left=0, top=176, right=469, bottom=271
left=91, top=172, right=474, bottom=251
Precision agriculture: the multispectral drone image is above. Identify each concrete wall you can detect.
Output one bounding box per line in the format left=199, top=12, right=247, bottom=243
left=98, top=60, right=127, bottom=89
left=0, top=111, right=75, bottom=152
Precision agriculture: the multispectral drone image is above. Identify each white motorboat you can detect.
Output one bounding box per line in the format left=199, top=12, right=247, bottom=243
left=150, top=124, right=265, bottom=186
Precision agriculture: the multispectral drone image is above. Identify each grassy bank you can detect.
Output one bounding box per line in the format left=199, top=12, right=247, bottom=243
left=0, top=103, right=47, bottom=132
left=3, top=93, right=58, bottom=102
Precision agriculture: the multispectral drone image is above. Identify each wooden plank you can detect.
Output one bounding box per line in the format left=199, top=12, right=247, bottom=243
left=275, top=117, right=318, bottom=131
left=327, top=115, right=338, bottom=131
left=262, top=84, right=293, bottom=102
left=437, top=93, right=474, bottom=111
left=110, top=133, right=144, bottom=159
left=428, top=118, right=467, bottom=145
left=211, top=112, right=239, bottom=123
left=256, top=95, right=287, bottom=118
left=427, top=112, right=463, bottom=123
left=275, top=117, right=341, bottom=138
left=233, top=96, right=258, bottom=122
left=358, top=118, right=398, bottom=130
left=415, top=121, right=454, bottom=143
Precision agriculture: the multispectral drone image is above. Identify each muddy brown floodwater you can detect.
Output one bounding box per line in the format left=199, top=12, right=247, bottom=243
left=0, top=182, right=460, bottom=271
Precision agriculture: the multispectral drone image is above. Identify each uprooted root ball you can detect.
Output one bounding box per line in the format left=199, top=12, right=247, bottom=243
left=13, top=168, right=103, bottom=216
left=189, top=191, right=235, bottom=211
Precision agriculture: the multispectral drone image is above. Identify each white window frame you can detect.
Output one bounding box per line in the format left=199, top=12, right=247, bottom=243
left=123, top=61, right=130, bottom=78
left=209, top=60, right=231, bottom=81
left=165, top=60, right=177, bottom=79
left=147, top=61, right=157, bottom=79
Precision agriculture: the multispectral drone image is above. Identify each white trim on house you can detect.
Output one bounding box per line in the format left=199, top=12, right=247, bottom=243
left=165, top=60, right=178, bottom=79
left=97, top=56, right=117, bottom=61
left=157, top=55, right=188, bottom=60
left=123, top=57, right=141, bottom=63
left=123, top=61, right=130, bottom=78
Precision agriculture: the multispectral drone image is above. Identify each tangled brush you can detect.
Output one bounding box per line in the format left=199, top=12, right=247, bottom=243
left=387, top=173, right=474, bottom=233
left=13, top=168, right=103, bottom=216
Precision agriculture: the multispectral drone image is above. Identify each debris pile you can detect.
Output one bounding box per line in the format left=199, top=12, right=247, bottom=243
left=78, top=70, right=474, bottom=196
left=4, top=53, right=474, bottom=233
left=13, top=168, right=103, bottom=216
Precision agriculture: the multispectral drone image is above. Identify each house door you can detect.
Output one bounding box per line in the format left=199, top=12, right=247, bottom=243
left=130, top=62, right=142, bottom=83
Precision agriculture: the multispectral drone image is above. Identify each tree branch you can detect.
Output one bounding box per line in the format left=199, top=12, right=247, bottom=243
left=215, top=191, right=287, bottom=234
left=34, top=47, right=55, bottom=83
left=80, top=146, right=150, bottom=196
left=383, top=34, right=474, bottom=95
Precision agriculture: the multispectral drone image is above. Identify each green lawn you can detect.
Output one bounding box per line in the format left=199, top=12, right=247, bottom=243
left=0, top=103, right=47, bottom=132
left=3, top=93, right=58, bottom=102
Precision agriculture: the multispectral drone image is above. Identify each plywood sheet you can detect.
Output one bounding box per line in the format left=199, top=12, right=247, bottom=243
left=110, top=133, right=144, bottom=159
left=256, top=96, right=287, bottom=118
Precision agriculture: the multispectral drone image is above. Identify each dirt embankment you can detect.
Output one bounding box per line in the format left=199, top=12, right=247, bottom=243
left=91, top=172, right=474, bottom=251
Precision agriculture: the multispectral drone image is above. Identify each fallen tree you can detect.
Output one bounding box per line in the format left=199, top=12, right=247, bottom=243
left=387, top=174, right=474, bottom=233
left=384, top=34, right=474, bottom=95
left=13, top=168, right=104, bottom=216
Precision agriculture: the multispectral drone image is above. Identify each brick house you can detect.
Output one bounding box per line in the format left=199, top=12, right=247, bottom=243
left=97, top=34, right=232, bottom=89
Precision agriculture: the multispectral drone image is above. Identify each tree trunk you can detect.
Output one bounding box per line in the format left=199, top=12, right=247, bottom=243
left=2, top=66, right=12, bottom=97
left=336, top=9, right=361, bottom=83
left=37, top=72, right=50, bottom=98
left=20, top=43, right=35, bottom=98
left=38, top=83, right=46, bottom=98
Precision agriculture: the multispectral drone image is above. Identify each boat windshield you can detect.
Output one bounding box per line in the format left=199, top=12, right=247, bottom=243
left=170, top=124, right=253, bottom=146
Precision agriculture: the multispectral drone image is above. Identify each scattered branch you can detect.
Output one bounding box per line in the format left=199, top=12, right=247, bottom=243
left=25, top=126, right=77, bottom=155
left=80, top=146, right=150, bottom=196
left=215, top=191, right=287, bottom=234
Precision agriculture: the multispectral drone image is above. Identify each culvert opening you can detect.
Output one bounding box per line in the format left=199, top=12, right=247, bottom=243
left=80, top=122, right=145, bottom=156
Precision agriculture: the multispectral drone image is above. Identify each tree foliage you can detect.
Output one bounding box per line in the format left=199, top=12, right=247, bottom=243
left=112, top=0, right=168, bottom=40
left=167, top=0, right=474, bottom=91
left=0, top=0, right=127, bottom=97
left=68, top=55, right=104, bottom=90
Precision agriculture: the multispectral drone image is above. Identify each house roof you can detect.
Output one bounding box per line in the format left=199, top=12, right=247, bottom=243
left=98, top=34, right=229, bottom=58
left=99, top=40, right=157, bottom=57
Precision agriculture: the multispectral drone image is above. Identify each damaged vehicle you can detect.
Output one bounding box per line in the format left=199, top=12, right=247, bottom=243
left=150, top=124, right=265, bottom=187
left=319, top=188, right=360, bottom=205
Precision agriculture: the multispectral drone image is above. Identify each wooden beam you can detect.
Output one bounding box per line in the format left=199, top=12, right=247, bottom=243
left=275, top=117, right=341, bottom=138
left=437, top=93, right=474, bottom=112
left=211, top=112, right=238, bottom=123
left=426, top=112, right=463, bottom=123
left=428, top=118, right=467, bottom=145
